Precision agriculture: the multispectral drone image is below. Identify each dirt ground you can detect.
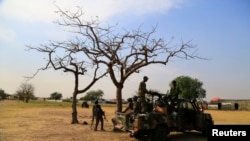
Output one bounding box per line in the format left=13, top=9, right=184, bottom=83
left=1, top=100, right=250, bottom=141
left=0, top=100, right=135, bottom=141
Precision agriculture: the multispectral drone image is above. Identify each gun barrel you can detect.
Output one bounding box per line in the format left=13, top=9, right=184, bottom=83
left=115, top=112, right=126, bottom=115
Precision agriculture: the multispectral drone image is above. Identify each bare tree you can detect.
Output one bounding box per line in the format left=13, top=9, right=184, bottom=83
left=50, top=7, right=205, bottom=112
left=26, top=39, right=108, bottom=123
left=26, top=8, right=113, bottom=123
left=26, top=40, right=108, bottom=123
left=16, top=82, right=35, bottom=103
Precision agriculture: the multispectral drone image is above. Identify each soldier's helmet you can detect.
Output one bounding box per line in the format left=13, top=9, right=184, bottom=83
left=94, top=99, right=98, bottom=104
left=172, top=80, right=176, bottom=85
left=143, top=76, right=148, bottom=81
left=127, top=98, right=132, bottom=102
left=133, top=96, right=138, bottom=101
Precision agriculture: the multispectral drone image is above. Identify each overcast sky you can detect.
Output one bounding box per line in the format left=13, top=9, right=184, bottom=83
left=0, top=0, right=249, bottom=101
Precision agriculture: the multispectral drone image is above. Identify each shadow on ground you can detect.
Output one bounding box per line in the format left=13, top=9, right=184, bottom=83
left=168, top=131, right=207, bottom=141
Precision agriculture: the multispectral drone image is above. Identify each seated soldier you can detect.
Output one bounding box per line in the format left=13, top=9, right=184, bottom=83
left=122, top=98, right=134, bottom=130
left=132, top=96, right=140, bottom=114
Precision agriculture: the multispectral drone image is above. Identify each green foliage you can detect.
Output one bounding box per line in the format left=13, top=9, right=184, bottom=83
left=80, top=89, right=104, bottom=101
left=172, top=75, right=206, bottom=99
left=0, top=88, right=7, bottom=99
left=50, top=92, right=63, bottom=100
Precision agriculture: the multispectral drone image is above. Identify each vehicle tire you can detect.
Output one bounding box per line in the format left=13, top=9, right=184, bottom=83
left=133, top=129, right=153, bottom=141
left=202, top=120, right=213, bottom=136
left=151, top=124, right=169, bottom=141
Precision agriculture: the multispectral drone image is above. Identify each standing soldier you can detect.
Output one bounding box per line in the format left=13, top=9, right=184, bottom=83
left=169, top=80, right=181, bottom=107
left=92, top=100, right=105, bottom=131
left=138, top=76, right=149, bottom=113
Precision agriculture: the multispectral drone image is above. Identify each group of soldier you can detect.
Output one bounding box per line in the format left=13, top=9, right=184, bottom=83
left=90, top=75, right=180, bottom=131
left=121, top=76, right=181, bottom=130
left=137, top=76, right=180, bottom=113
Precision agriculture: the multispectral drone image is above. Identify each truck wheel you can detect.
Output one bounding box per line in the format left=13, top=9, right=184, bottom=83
left=202, top=120, right=212, bottom=136
left=151, top=124, right=169, bottom=141
left=133, top=129, right=153, bottom=141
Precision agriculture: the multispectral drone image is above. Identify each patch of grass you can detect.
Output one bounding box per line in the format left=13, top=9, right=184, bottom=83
left=4, top=100, right=122, bottom=109
left=4, top=100, right=73, bottom=108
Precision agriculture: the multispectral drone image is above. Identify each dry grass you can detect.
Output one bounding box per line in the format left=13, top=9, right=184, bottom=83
left=0, top=100, right=250, bottom=141
left=205, top=110, right=250, bottom=125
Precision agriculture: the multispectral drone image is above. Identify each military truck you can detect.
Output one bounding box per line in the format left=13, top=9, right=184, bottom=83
left=125, top=92, right=214, bottom=141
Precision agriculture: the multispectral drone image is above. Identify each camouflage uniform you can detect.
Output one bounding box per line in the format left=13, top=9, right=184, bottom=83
left=92, top=100, right=105, bottom=131
left=169, top=80, right=180, bottom=107
left=138, top=76, right=149, bottom=113
left=133, top=96, right=140, bottom=114
left=122, top=98, right=134, bottom=130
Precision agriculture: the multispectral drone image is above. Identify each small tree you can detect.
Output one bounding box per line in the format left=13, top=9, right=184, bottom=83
left=80, top=89, right=104, bottom=101
left=16, top=83, right=35, bottom=103
left=173, top=75, right=206, bottom=99
left=0, top=89, right=7, bottom=100
left=50, top=92, right=63, bottom=100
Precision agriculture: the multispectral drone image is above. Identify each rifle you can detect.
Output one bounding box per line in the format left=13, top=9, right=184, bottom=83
left=90, top=116, right=94, bottom=129
left=90, top=104, right=96, bottom=130
left=102, top=110, right=108, bottom=122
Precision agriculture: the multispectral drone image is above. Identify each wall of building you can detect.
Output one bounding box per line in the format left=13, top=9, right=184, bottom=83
left=209, top=99, right=250, bottom=110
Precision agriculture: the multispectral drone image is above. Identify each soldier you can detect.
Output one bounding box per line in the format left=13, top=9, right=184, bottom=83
left=92, top=100, right=105, bottom=131
left=138, top=76, right=149, bottom=113
left=169, top=80, right=181, bottom=107
left=122, top=98, right=134, bottom=130
left=132, top=96, right=140, bottom=114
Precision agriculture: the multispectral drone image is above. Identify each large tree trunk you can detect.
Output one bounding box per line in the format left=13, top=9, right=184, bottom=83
left=116, top=86, right=123, bottom=112
left=71, top=92, right=79, bottom=124
left=25, top=97, right=29, bottom=103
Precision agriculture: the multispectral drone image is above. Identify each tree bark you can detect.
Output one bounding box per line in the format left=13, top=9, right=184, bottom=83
left=116, top=86, right=123, bottom=112
left=71, top=92, right=79, bottom=124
